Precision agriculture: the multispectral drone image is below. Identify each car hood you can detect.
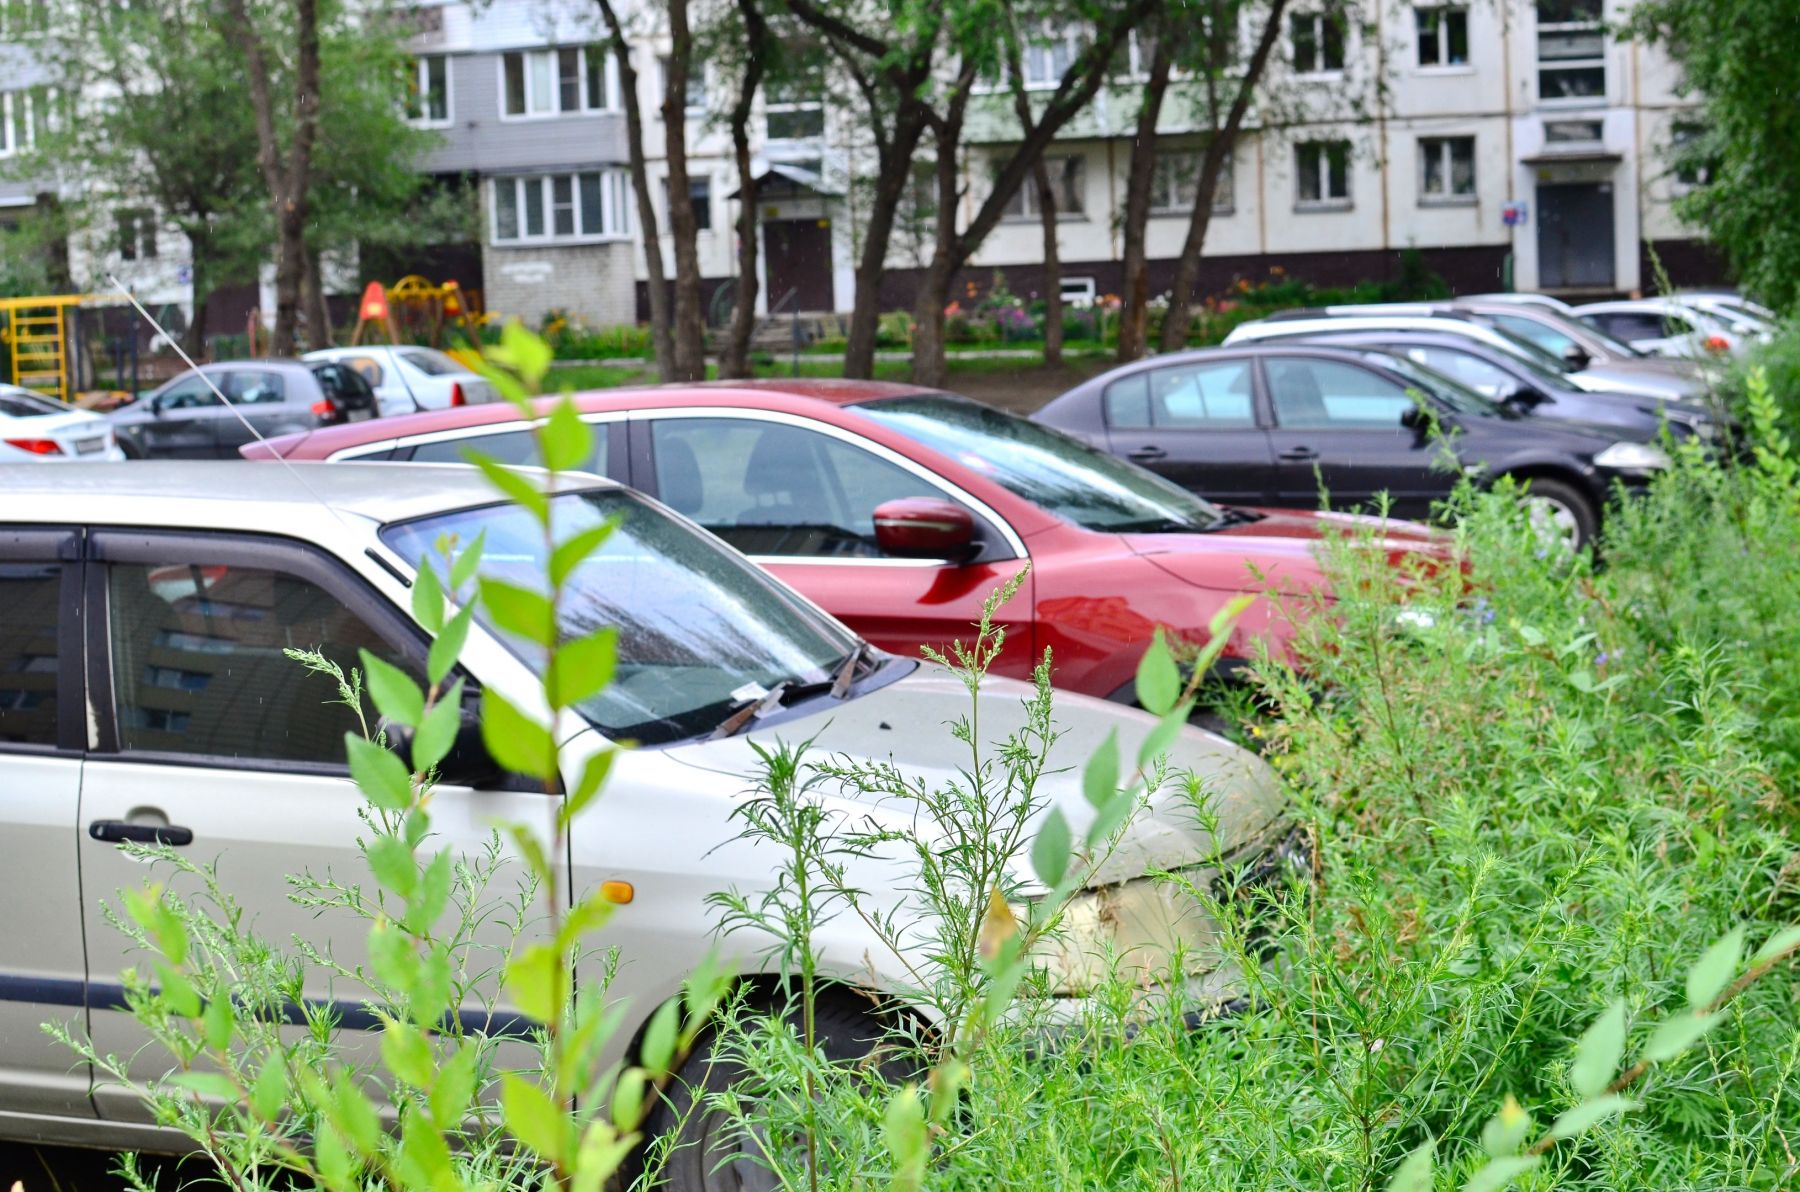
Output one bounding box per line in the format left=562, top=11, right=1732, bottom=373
left=1121, top=507, right=1449, bottom=594
left=659, top=663, right=1288, bottom=886
left=1571, top=362, right=1706, bottom=400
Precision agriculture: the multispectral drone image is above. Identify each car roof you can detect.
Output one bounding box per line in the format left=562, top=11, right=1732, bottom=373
left=675, top=378, right=938, bottom=405
left=0, top=460, right=615, bottom=529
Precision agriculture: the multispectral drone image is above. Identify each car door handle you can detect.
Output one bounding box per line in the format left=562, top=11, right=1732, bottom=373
left=89, top=819, right=193, bottom=847
left=1278, top=447, right=1320, bottom=462
left=1126, top=446, right=1168, bottom=462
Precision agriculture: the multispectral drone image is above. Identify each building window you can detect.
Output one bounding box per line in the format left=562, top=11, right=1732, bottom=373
left=664, top=176, right=712, bottom=231
left=1670, top=120, right=1715, bottom=188
left=502, top=48, right=615, bottom=118
left=1418, top=136, right=1475, bottom=201
left=116, top=209, right=157, bottom=260
left=1022, top=24, right=1086, bottom=86
left=1148, top=149, right=1234, bottom=215
left=408, top=54, right=450, bottom=125
left=765, top=77, right=824, bottom=140
left=659, top=57, right=707, bottom=115
left=1294, top=140, right=1351, bottom=207
left=1536, top=0, right=1604, bottom=102
left=491, top=171, right=631, bottom=244
left=0, top=89, right=39, bottom=157
left=0, top=0, right=48, bottom=39
left=1001, top=154, right=1086, bottom=219
left=1414, top=7, right=1468, bottom=66
left=1291, top=12, right=1344, bottom=75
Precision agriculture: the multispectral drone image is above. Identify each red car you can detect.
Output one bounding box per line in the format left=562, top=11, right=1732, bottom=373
left=245, top=381, right=1439, bottom=704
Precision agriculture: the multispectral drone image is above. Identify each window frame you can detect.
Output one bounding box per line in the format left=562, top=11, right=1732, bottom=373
left=0, top=527, right=83, bottom=756
left=490, top=171, right=632, bottom=246
left=408, top=53, right=452, bottom=127
left=1417, top=135, right=1476, bottom=204
left=1535, top=0, right=1605, bottom=105
left=500, top=47, right=618, bottom=120
left=1260, top=355, right=1418, bottom=431
left=1413, top=5, right=1470, bottom=69
left=1147, top=148, right=1235, bottom=216
left=1290, top=11, right=1346, bottom=77
left=1000, top=153, right=1088, bottom=221
left=1293, top=139, right=1352, bottom=210
left=86, top=529, right=433, bottom=774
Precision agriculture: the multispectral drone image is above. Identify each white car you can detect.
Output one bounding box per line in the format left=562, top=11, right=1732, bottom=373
left=0, top=461, right=1292, bottom=1168
left=1225, top=313, right=1575, bottom=374
left=0, top=385, right=125, bottom=461
left=1676, top=290, right=1778, bottom=326
left=1459, top=292, right=1579, bottom=315
left=303, top=345, right=496, bottom=418
left=1571, top=298, right=1755, bottom=359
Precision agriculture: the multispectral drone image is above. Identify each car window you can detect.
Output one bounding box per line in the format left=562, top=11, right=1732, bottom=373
left=158, top=373, right=221, bottom=409
left=106, top=557, right=410, bottom=764
left=1105, top=360, right=1256, bottom=429
left=409, top=424, right=608, bottom=471
left=1265, top=358, right=1413, bottom=429
left=0, top=390, right=66, bottom=418
left=1593, top=312, right=1666, bottom=342
left=397, top=349, right=463, bottom=377
left=224, top=370, right=287, bottom=405
left=1488, top=313, right=1575, bottom=358
left=312, top=364, right=373, bottom=402
left=1660, top=312, right=1697, bottom=336
left=338, top=355, right=385, bottom=386
left=1404, top=347, right=1516, bottom=397
left=649, top=417, right=943, bottom=558
left=0, top=560, right=61, bottom=747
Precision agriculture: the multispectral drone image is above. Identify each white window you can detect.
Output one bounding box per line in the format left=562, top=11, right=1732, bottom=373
left=1022, top=24, right=1086, bottom=87
left=1061, top=276, right=1097, bottom=305
left=1536, top=0, right=1604, bottom=102
left=1001, top=155, right=1086, bottom=219
left=116, top=208, right=156, bottom=260
left=1148, top=149, right=1234, bottom=215
left=1290, top=12, right=1344, bottom=74
left=1294, top=140, right=1351, bottom=208
left=662, top=176, right=712, bottom=231
left=659, top=57, right=707, bottom=115
left=1414, top=7, right=1468, bottom=66
left=1418, top=136, right=1475, bottom=200
left=408, top=55, right=450, bottom=125
left=0, top=89, right=38, bottom=158
left=765, top=75, right=824, bottom=140
left=1670, top=120, right=1713, bottom=189
left=502, top=48, right=617, bottom=118
left=491, top=171, right=631, bottom=244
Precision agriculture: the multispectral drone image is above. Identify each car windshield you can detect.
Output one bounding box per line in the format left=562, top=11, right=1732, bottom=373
left=1358, top=352, right=1509, bottom=418
left=381, top=489, right=859, bottom=746
left=855, top=393, right=1228, bottom=532
left=1480, top=321, right=1580, bottom=377
left=0, top=389, right=68, bottom=418
left=398, top=349, right=464, bottom=376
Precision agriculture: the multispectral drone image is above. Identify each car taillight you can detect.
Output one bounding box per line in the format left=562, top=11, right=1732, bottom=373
left=450, top=382, right=465, bottom=407
left=1704, top=335, right=1731, bottom=353
left=5, top=438, right=63, bottom=455
left=311, top=399, right=335, bottom=417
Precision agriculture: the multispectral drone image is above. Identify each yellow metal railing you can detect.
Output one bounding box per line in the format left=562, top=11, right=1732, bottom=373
left=0, top=294, right=89, bottom=402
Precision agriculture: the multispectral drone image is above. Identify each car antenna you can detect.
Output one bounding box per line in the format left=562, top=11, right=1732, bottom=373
left=107, top=274, right=358, bottom=532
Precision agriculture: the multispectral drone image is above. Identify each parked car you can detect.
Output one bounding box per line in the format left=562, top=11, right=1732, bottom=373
left=1675, top=290, right=1778, bottom=327
left=1243, top=329, right=1726, bottom=442
left=1570, top=298, right=1756, bottom=359
left=0, top=385, right=125, bottom=461
left=1034, top=343, right=1678, bottom=548
left=1459, top=292, right=1579, bottom=315
left=244, top=380, right=1448, bottom=700
left=303, top=345, right=496, bottom=418
left=0, top=461, right=1293, bottom=1172
left=109, top=360, right=379, bottom=459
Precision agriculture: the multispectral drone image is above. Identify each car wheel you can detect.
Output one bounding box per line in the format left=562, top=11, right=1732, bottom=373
left=118, top=439, right=143, bottom=461
left=1517, top=476, right=1597, bottom=552
left=642, top=993, right=902, bottom=1192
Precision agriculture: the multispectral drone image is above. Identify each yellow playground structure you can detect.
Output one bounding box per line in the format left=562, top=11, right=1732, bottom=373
left=0, top=294, right=90, bottom=402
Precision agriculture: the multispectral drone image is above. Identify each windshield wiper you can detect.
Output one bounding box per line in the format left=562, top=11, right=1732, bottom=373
left=708, top=683, right=794, bottom=740
left=830, top=642, right=871, bottom=699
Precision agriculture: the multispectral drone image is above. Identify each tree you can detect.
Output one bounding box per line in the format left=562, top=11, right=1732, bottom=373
left=1004, top=33, right=1063, bottom=367
left=595, top=0, right=674, bottom=377
left=660, top=0, right=709, bottom=380
left=1629, top=0, right=1800, bottom=311
left=1114, top=22, right=1173, bottom=362
left=715, top=0, right=772, bottom=378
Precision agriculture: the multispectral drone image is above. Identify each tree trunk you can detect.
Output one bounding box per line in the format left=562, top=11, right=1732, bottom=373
left=597, top=0, right=673, bottom=377
left=303, top=248, right=334, bottom=350
left=1160, top=0, right=1291, bottom=352
left=1116, top=36, right=1173, bottom=363
left=842, top=107, right=926, bottom=378
left=1006, top=48, right=1063, bottom=368
left=909, top=255, right=958, bottom=389
left=719, top=0, right=767, bottom=379
left=662, top=0, right=707, bottom=381
left=183, top=226, right=212, bottom=359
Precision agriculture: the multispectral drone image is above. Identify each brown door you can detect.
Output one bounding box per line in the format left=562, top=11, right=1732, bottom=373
left=763, top=219, right=835, bottom=312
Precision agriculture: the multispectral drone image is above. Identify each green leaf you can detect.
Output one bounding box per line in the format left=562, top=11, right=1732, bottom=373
left=480, top=577, right=557, bottom=647
left=411, top=561, right=445, bottom=635
left=448, top=529, right=486, bottom=593
left=1135, top=628, right=1180, bottom=716
left=481, top=688, right=558, bottom=781
left=1642, top=1009, right=1721, bottom=1062
left=168, top=1071, right=237, bottom=1101
left=884, top=1085, right=929, bottom=1190
left=1480, top=1095, right=1532, bottom=1159
left=550, top=522, right=616, bottom=588
left=1031, top=806, right=1072, bottom=888
left=1082, top=729, right=1119, bottom=808
left=201, top=989, right=234, bottom=1050
left=1194, top=594, right=1254, bottom=674
left=572, top=1120, right=637, bottom=1192
left=154, top=961, right=201, bottom=1018
left=1687, top=924, right=1746, bottom=1007
left=430, top=1043, right=479, bottom=1128
left=332, top=1071, right=383, bottom=1154
left=471, top=452, right=550, bottom=523
left=1754, top=924, right=1800, bottom=967
left=1085, top=789, right=1136, bottom=849
left=560, top=749, right=617, bottom=831
left=505, top=943, right=561, bottom=1023
left=397, top=1106, right=455, bottom=1187
left=640, top=998, right=680, bottom=1076
left=382, top=1019, right=436, bottom=1088
left=405, top=850, right=454, bottom=936
left=428, top=605, right=474, bottom=689
left=346, top=733, right=413, bottom=812
left=549, top=627, right=617, bottom=709
left=1569, top=997, right=1626, bottom=1100
left=367, top=835, right=418, bottom=899
left=542, top=398, right=594, bottom=472
left=611, top=1067, right=647, bottom=1133
left=250, top=1056, right=288, bottom=1122
left=368, top=919, right=421, bottom=993
left=412, top=678, right=465, bottom=773
left=1385, top=1136, right=1435, bottom=1192
left=1547, top=1093, right=1637, bottom=1140
left=1463, top=1154, right=1541, bottom=1192
left=361, top=650, right=425, bottom=730
left=498, top=319, right=555, bottom=386
left=502, top=1073, right=569, bottom=1163
left=505, top=821, right=554, bottom=887
left=315, top=1122, right=354, bottom=1187
left=1137, top=702, right=1193, bottom=770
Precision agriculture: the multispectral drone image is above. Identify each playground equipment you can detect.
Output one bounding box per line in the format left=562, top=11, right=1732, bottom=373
left=350, top=276, right=484, bottom=355
left=0, top=295, right=87, bottom=402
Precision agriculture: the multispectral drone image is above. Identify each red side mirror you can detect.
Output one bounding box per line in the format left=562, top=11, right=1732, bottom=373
left=872, top=497, right=976, bottom=561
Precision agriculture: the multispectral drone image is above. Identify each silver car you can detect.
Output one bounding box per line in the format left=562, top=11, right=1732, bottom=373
left=0, top=461, right=1289, bottom=1153
left=109, top=360, right=380, bottom=459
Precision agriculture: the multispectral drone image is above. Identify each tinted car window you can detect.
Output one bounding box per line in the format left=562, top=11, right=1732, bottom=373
left=1266, top=358, right=1413, bottom=428
left=0, top=561, right=60, bottom=747
left=158, top=374, right=220, bottom=409
left=650, top=418, right=940, bottom=557
left=225, top=370, right=287, bottom=405
left=410, top=424, right=607, bottom=471
left=1592, top=312, right=1667, bottom=342
left=1106, top=360, right=1256, bottom=429
left=107, top=558, right=405, bottom=764
left=0, top=390, right=66, bottom=418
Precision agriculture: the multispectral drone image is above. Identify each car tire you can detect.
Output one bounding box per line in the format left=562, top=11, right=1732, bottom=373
left=118, top=439, right=143, bottom=461
left=1515, top=475, right=1598, bottom=552
left=641, top=992, right=902, bottom=1192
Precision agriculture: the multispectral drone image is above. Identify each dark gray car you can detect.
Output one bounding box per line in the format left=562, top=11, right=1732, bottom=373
left=110, top=360, right=379, bottom=459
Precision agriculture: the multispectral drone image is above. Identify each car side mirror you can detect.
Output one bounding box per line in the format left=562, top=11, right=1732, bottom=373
left=385, top=700, right=511, bottom=790
left=872, top=497, right=977, bottom=562
left=1400, top=404, right=1426, bottom=431
left=1563, top=345, right=1592, bottom=370
left=149, top=395, right=165, bottom=415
